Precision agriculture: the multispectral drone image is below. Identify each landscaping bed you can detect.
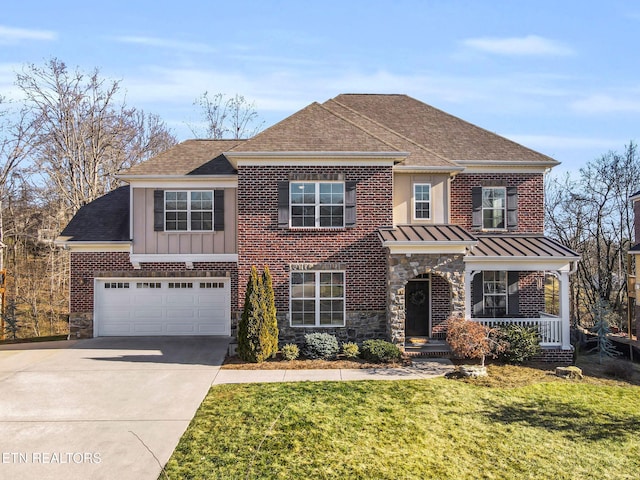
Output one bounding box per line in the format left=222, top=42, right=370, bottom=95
left=222, top=353, right=411, bottom=370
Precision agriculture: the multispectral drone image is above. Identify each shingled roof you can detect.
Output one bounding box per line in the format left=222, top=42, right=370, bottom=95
left=123, top=139, right=241, bottom=176
left=121, top=93, right=558, bottom=176
left=329, top=94, right=557, bottom=164
left=59, top=186, right=130, bottom=242
left=234, top=102, right=401, bottom=153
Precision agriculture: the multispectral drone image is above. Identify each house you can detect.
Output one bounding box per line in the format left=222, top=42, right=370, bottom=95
left=628, top=191, right=640, bottom=339
left=57, top=94, right=579, bottom=362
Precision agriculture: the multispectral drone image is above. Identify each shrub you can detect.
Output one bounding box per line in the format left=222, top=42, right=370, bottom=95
left=360, top=339, right=401, bottom=363
left=281, top=343, right=300, bottom=361
left=303, top=333, right=339, bottom=360
left=496, top=324, right=541, bottom=364
left=342, top=342, right=360, bottom=359
left=446, top=317, right=504, bottom=367
left=237, top=265, right=279, bottom=363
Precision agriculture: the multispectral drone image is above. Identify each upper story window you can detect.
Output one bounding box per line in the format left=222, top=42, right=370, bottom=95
left=165, top=191, right=213, bottom=231
left=290, top=182, right=344, bottom=228
left=413, top=183, right=431, bottom=220
left=471, top=186, right=517, bottom=231
left=482, top=187, right=506, bottom=230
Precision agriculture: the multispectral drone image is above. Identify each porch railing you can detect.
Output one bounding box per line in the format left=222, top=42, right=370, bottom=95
left=475, top=314, right=562, bottom=347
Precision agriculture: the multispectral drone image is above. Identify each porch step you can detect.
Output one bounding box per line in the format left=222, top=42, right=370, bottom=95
left=404, top=339, right=452, bottom=358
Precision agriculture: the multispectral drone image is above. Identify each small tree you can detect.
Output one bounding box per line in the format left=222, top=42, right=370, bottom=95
left=237, top=266, right=278, bottom=362
left=446, top=317, right=504, bottom=367
left=589, top=301, right=619, bottom=364
left=261, top=265, right=279, bottom=358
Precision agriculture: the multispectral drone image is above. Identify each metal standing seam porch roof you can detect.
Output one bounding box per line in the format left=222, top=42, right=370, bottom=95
left=378, top=226, right=580, bottom=264
left=468, top=235, right=580, bottom=260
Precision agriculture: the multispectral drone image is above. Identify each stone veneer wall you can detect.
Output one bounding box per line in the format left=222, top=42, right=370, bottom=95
left=387, top=253, right=465, bottom=346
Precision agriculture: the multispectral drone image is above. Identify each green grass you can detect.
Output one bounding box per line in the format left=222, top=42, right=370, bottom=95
left=162, top=367, right=640, bottom=480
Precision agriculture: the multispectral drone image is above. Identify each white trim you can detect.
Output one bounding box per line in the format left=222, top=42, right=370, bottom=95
left=412, top=182, right=432, bottom=221
left=481, top=186, right=507, bottom=230
left=289, top=270, right=346, bottom=327
left=129, top=253, right=238, bottom=263
left=384, top=242, right=474, bottom=255
left=482, top=271, right=508, bottom=317
left=455, top=159, right=559, bottom=167
left=290, top=180, right=345, bottom=228
left=164, top=190, right=214, bottom=232
left=126, top=178, right=237, bottom=189
left=458, top=164, right=555, bottom=174
left=464, top=256, right=578, bottom=272
left=227, top=151, right=404, bottom=167
left=394, top=165, right=464, bottom=173
left=228, top=151, right=407, bottom=158
left=55, top=241, right=131, bottom=252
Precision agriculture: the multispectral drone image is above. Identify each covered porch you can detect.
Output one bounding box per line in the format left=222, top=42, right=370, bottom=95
left=464, top=235, right=580, bottom=351
left=379, top=226, right=580, bottom=358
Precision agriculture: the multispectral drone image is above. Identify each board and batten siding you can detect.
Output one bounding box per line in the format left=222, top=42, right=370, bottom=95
left=393, top=173, right=449, bottom=225
left=132, top=187, right=237, bottom=255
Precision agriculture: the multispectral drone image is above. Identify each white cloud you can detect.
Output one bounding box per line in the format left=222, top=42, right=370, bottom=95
left=571, top=94, right=640, bottom=114
left=0, top=25, right=57, bottom=44
left=113, top=36, right=216, bottom=53
left=462, top=35, right=573, bottom=56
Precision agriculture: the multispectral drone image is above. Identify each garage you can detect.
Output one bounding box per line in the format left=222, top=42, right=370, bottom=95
left=94, top=278, right=231, bottom=336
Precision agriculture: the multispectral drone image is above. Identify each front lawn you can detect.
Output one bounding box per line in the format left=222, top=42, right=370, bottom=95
left=162, top=365, right=640, bottom=479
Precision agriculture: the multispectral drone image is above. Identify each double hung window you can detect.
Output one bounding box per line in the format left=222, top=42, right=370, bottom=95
left=290, top=271, right=345, bottom=326
left=165, top=191, right=213, bottom=231
left=290, top=182, right=344, bottom=228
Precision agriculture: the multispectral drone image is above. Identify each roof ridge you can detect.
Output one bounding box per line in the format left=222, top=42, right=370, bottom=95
left=226, top=102, right=324, bottom=152
left=314, top=102, right=403, bottom=153
left=328, top=99, right=456, bottom=166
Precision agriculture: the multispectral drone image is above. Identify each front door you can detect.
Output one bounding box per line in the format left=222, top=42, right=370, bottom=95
left=405, top=279, right=430, bottom=337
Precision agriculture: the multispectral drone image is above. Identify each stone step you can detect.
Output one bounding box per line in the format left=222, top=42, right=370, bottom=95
left=404, top=339, right=452, bottom=358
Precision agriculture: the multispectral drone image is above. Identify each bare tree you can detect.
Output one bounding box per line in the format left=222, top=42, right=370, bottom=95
left=16, top=58, right=176, bottom=219
left=545, top=142, right=640, bottom=326
left=189, top=92, right=263, bottom=139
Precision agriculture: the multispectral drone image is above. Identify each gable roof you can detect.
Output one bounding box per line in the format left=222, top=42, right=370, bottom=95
left=59, top=186, right=130, bottom=242
left=330, top=94, right=557, bottom=164
left=230, top=102, right=401, bottom=153
left=123, top=139, right=241, bottom=176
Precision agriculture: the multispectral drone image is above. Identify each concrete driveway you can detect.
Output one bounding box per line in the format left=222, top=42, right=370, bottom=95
left=0, top=336, right=229, bottom=480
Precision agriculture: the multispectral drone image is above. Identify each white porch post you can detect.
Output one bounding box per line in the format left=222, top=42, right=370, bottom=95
left=559, top=271, right=571, bottom=350
left=464, top=269, right=473, bottom=320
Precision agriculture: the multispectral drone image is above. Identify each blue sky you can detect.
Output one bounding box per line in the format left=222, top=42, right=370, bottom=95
left=1, top=0, right=638, bottom=174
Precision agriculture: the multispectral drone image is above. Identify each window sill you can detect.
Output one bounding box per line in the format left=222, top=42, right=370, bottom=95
left=290, top=324, right=346, bottom=328
left=287, top=227, right=347, bottom=232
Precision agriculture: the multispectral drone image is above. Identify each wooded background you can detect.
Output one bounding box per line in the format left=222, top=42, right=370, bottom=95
left=0, top=58, right=636, bottom=339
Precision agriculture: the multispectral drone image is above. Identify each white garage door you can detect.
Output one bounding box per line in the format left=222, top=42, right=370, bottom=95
left=94, top=278, right=231, bottom=336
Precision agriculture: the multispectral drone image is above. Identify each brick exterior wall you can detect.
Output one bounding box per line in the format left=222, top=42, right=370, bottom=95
left=431, top=274, right=452, bottom=337
left=237, top=165, right=393, bottom=342
left=518, top=272, right=546, bottom=317
left=69, top=251, right=238, bottom=337
left=450, top=172, right=544, bottom=233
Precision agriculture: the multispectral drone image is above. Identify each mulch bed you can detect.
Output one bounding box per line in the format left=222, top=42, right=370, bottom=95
left=222, top=354, right=412, bottom=370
